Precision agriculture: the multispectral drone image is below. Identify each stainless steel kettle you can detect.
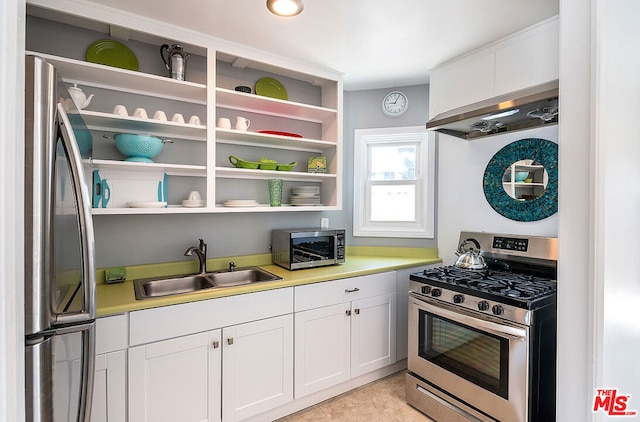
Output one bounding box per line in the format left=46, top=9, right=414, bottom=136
left=160, top=43, right=191, bottom=81
left=454, top=238, right=487, bottom=270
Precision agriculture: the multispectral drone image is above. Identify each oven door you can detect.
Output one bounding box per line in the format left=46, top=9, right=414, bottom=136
left=408, top=294, right=529, bottom=422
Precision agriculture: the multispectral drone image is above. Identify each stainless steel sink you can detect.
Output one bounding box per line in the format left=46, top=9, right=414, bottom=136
left=133, top=267, right=281, bottom=300
left=209, top=266, right=282, bottom=287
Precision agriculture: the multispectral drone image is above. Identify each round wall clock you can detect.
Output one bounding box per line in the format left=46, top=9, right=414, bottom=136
left=382, top=91, right=408, bottom=117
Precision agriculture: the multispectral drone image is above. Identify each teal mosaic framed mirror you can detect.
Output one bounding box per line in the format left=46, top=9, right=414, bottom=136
left=483, top=138, right=558, bottom=222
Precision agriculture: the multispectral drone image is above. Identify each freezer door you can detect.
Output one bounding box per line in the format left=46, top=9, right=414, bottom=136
left=26, top=322, right=96, bottom=422
left=24, top=56, right=95, bottom=335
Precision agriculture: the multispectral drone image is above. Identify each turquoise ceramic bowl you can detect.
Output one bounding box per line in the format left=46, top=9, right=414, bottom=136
left=514, top=171, right=530, bottom=182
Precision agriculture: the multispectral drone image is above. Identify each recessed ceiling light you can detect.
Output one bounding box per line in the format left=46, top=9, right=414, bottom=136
left=481, top=109, right=520, bottom=120
left=266, top=0, right=304, bottom=17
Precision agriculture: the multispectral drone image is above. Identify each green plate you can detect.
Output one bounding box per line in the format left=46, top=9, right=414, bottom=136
left=255, top=77, right=288, bottom=100
left=86, top=39, right=139, bottom=71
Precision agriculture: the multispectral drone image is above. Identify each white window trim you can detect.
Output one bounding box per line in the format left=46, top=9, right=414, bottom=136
left=353, top=126, right=435, bottom=238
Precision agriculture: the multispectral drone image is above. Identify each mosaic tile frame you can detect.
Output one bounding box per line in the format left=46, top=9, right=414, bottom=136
left=483, top=138, right=558, bottom=222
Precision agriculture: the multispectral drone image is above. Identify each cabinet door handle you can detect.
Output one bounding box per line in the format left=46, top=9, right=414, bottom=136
left=345, top=310, right=352, bottom=316
left=345, top=288, right=360, bottom=293
left=212, top=340, right=219, bottom=349
left=227, top=337, right=234, bottom=345
left=354, top=308, right=360, bottom=315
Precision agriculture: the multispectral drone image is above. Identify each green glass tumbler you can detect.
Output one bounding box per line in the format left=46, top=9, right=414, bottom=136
left=268, top=179, right=283, bottom=207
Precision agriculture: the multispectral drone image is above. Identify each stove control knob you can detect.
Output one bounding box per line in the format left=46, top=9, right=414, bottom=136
left=478, top=301, right=490, bottom=311
left=453, top=294, right=465, bottom=304
left=492, top=305, right=504, bottom=316
left=421, top=286, right=431, bottom=295
left=431, top=288, right=442, bottom=298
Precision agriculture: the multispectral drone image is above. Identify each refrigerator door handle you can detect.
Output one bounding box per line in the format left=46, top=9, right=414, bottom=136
left=55, top=103, right=96, bottom=324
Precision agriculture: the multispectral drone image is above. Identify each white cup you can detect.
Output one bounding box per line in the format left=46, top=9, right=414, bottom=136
left=113, top=105, right=128, bottom=116
left=188, top=115, right=201, bottom=125
left=217, top=117, right=231, bottom=129
left=187, top=191, right=201, bottom=201
left=133, top=108, right=148, bottom=119
left=235, top=116, right=251, bottom=131
left=153, top=110, right=167, bottom=121
left=171, top=113, right=185, bottom=124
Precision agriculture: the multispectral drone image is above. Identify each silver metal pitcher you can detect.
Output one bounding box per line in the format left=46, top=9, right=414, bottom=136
left=160, top=43, right=191, bottom=81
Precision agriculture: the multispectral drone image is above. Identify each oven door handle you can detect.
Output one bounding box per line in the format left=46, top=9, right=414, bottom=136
left=410, top=296, right=528, bottom=340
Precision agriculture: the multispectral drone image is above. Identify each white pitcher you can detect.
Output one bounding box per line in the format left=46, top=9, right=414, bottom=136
left=235, top=116, right=251, bottom=131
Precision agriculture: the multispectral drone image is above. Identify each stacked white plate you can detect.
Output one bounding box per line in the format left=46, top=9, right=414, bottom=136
left=223, top=199, right=259, bottom=207
left=291, top=186, right=321, bottom=206
left=182, top=199, right=206, bottom=208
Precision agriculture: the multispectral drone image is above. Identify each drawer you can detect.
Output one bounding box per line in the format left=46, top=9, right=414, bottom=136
left=95, top=314, right=127, bottom=354
left=129, top=287, right=293, bottom=346
left=294, top=271, right=396, bottom=312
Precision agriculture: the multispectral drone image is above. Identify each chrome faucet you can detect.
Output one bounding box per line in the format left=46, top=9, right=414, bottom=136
left=184, top=238, right=207, bottom=273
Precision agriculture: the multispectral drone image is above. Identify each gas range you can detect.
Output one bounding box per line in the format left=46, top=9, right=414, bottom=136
left=406, top=231, right=558, bottom=422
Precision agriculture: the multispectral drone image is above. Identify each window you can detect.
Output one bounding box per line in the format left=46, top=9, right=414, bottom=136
left=353, top=126, right=435, bottom=238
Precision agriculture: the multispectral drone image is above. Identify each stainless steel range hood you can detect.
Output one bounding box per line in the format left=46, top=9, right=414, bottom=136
left=426, top=80, right=558, bottom=140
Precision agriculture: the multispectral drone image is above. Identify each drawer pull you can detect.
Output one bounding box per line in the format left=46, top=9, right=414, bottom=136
left=345, top=288, right=360, bottom=293
left=346, top=310, right=352, bottom=316
left=354, top=308, right=360, bottom=315
left=212, top=340, right=219, bottom=349
left=227, top=337, right=234, bottom=346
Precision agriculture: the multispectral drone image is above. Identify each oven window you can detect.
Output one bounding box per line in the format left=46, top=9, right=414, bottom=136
left=292, top=236, right=333, bottom=263
left=418, top=310, right=509, bottom=399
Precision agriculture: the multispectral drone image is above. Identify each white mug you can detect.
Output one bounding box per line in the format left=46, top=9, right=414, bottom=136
left=153, top=110, right=167, bottom=121
left=188, top=115, right=201, bottom=125
left=133, top=107, right=148, bottom=119
left=113, top=105, right=128, bottom=116
left=217, top=117, right=231, bottom=129
left=187, top=191, right=201, bottom=201
left=235, top=116, right=251, bottom=131
left=171, top=113, right=185, bottom=124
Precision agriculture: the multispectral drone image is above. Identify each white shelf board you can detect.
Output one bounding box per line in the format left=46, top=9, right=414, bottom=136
left=216, top=88, right=337, bottom=123
left=78, top=111, right=207, bottom=141
left=84, top=159, right=206, bottom=177
left=215, top=167, right=335, bottom=182
left=215, top=128, right=335, bottom=153
left=92, top=204, right=339, bottom=215
left=28, top=51, right=207, bottom=103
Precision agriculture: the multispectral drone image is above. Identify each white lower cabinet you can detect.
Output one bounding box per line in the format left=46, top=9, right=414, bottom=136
left=92, top=314, right=127, bottom=422
left=294, top=272, right=397, bottom=398
left=128, top=330, right=222, bottom=422
left=222, top=314, right=294, bottom=421
left=128, top=315, right=293, bottom=422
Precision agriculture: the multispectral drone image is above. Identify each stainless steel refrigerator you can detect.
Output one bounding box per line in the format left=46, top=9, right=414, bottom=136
left=24, top=55, right=96, bottom=422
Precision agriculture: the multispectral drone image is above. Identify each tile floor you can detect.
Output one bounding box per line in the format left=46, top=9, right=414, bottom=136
left=276, top=371, right=434, bottom=421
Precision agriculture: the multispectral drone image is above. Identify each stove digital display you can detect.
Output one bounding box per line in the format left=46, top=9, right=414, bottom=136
left=492, top=236, right=529, bottom=252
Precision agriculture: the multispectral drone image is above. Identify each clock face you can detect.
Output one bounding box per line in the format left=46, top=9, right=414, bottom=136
left=382, top=91, right=408, bottom=117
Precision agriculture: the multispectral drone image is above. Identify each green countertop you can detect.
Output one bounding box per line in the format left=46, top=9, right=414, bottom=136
left=95, top=247, right=440, bottom=317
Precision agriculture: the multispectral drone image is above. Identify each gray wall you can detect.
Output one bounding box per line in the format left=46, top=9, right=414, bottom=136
left=343, top=85, right=438, bottom=249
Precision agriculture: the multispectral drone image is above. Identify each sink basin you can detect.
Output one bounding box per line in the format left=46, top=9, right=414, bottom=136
left=134, top=267, right=281, bottom=300
left=209, top=266, right=282, bottom=287
left=134, top=274, right=216, bottom=300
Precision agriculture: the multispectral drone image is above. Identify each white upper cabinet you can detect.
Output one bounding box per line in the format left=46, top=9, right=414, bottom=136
left=428, top=16, right=559, bottom=120
left=25, top=0, right=342, bottom=215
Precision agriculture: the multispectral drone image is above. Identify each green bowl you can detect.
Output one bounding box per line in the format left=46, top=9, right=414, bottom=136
left=259, top=162, right=278, bottom=170
left=276, top=162, right=297, bottom=171
left=229, top=155, right=259, bottom=169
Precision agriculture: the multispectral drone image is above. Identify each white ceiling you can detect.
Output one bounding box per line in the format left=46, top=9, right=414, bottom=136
left=87, top=0, right=559, bottom=90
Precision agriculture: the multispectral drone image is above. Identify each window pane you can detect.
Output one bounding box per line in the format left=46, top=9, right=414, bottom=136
left=370, top=184, right=416, bottom=221
left=370, top=145, right=416, bottom=181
